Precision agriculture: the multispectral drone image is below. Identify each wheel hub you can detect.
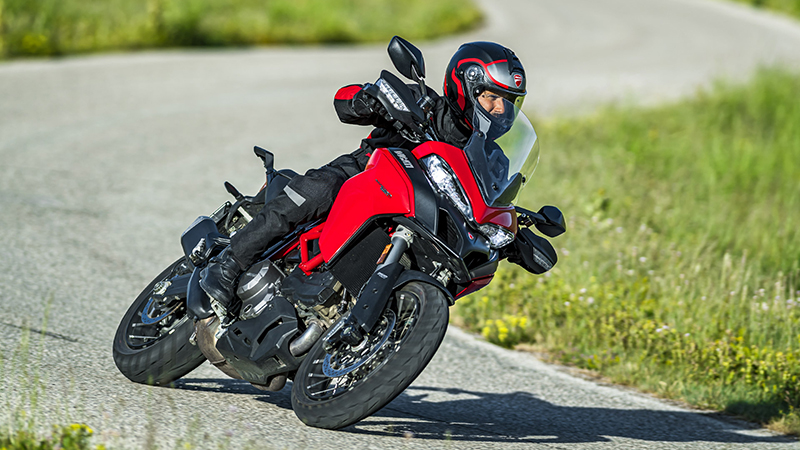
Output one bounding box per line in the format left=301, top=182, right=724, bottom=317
left=321, top=310, right=396, bottom=378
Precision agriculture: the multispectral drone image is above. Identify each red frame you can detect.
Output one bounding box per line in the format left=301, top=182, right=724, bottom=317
left=298, top=222, right=326, bottom=275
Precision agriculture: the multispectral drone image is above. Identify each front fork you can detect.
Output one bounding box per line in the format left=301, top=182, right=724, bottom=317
left=325, top=226, right=414, bottom=349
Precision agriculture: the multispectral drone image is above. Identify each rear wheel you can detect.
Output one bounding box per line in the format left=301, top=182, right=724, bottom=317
left=113, top=258, right=206, bottom=385
left=291, top=281, right=448, bottom=429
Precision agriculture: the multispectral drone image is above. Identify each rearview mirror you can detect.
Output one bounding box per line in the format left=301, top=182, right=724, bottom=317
left=536, top=206, right=566, bottom=237
left=388, top=36, right=425, bottom=81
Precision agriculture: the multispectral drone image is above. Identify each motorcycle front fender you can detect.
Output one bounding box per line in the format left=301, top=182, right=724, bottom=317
left=393, top=270, right=455, bottom=306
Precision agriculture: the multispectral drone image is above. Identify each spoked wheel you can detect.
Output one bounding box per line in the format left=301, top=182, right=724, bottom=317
left=291, top=281, right=448, bottom=429
left=113, top=258, right=206, bottom=385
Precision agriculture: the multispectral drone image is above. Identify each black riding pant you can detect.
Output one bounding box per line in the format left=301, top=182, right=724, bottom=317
left=229, top=148, right=370, bottom=268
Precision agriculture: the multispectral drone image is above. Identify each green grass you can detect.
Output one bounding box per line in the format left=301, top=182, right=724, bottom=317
left=1, top=309, right=103, bottom=449
left=1, top=424, right=101, bottom=450
left=0, top=0, right=483, bottom=58
left=732, top=0, right=800, bottom=19
left=452, top=67, right=800, bottom=433
left=0, top=317, right=262, bottom=450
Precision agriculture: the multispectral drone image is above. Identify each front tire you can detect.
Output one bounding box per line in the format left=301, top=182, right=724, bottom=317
left=291, top=281, right=448, bottom=429
left=113, top=258, right=206, bottom=385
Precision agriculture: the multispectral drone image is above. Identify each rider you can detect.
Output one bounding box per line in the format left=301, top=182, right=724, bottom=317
left=200, top=41, right=527, bottom=315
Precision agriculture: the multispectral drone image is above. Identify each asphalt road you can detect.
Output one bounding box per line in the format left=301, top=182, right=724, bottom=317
left=2, top=0, right=800, bottom=448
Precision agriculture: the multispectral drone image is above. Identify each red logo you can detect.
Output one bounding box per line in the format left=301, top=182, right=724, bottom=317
left=513, top=74, right=523, bottom=88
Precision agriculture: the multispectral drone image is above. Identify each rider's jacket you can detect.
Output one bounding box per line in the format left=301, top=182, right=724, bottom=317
left=333, top=83, right=472, bottom=154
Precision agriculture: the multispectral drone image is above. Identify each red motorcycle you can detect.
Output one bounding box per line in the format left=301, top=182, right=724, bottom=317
left=112, top=37, right=565, bottom=429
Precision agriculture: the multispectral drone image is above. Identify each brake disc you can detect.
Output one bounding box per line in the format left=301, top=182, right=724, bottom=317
left=322, top=310, right=396, bottom=378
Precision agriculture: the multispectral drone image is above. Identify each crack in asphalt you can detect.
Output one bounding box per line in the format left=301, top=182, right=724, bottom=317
left=0, top=321, right=80, bottom=343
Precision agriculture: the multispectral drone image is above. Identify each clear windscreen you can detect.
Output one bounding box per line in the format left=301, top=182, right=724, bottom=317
left=464, top=98, right=539, bottom=207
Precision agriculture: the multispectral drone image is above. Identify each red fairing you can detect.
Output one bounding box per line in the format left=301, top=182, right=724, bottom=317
left=412, top=142, right=517, bottom=232
left=318, top=148, right=414, bottom=261
left=455, top=275, right=494, bottom=299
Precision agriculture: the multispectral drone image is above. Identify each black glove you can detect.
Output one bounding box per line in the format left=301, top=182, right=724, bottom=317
left=502, top=227, right=558, bottom=274
left=352, top=85, right=390, bottom=122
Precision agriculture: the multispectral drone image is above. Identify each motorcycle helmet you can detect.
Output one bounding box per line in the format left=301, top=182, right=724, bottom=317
left=443, top=41, right=526, bottom=129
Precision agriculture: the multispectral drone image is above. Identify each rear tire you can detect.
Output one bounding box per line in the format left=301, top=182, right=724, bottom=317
left=291, top=281, right=448, bottom=429
left=113, top=258, right=206, bottom=385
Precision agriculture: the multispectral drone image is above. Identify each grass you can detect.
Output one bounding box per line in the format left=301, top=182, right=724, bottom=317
left=0, top=0, right=483, bottom=59
left=0, top=316, right=264, bottom=450
left=1, top=424, right=100, bottom=450
left=452, top=67, right=800, bottom=433
left=1, top=306, right=103, bottom=449
left=732, top=0, right=800, bottom=19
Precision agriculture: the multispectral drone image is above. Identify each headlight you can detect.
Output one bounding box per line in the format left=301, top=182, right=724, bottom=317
left=376, top=79, right=409, bottom=112
left=421, top=155, right=515, bottom=249
left=420, top=155, right=472, bottom=219
left=477, top=223, right=515, bottom=249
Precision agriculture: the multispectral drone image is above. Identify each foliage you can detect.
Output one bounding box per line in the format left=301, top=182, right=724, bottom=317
left=453, top=68, right=800, bottom=433
left=0, top=424, right=102, bottom=450
left=732, top=0, right=800, bottom=18
left=0, top=0, right=482, bottom=58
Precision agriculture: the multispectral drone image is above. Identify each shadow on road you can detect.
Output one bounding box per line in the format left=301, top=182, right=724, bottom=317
left=171, top=379, right=793, bottom=445
left=173, top=377, right=294, bottom=410
left=348, top=386, right=794, bottom=445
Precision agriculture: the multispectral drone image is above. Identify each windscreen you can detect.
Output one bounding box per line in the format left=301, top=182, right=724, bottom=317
left=463, top=98, right=539, bottom=206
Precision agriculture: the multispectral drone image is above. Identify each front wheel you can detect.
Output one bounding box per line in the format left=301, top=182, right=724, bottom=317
left=113, top=258, right=206, bottom=385
left=291, top=281, right=448, bottom=429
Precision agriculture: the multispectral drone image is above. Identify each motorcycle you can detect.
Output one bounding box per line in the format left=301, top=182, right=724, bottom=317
left=112, top=36, right=566, bottom=430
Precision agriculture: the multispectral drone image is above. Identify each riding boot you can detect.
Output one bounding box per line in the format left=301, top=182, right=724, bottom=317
left=199, top=247, right=245, bottom=314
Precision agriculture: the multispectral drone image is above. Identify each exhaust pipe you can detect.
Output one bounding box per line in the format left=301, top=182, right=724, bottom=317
left=194, top=316, right=243, bottom=380
left=251, top=374, right=287, bottom=392
left=289, top=320, right=324, bottom=356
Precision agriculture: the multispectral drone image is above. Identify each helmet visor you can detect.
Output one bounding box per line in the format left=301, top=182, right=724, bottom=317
left=464, top=98, right=539, bottom=207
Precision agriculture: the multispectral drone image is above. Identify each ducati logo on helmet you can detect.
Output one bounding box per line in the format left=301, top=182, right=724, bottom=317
left=513, top=74, right=523, bottom=88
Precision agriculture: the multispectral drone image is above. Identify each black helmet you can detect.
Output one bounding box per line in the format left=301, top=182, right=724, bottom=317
left=443, top=42, right=526, bottom=129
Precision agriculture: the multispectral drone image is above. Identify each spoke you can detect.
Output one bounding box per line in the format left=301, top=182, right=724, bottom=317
left=306, top=378, right=331, bottom=390
left=129, top=335, right=157, bottom=341
left=312, top=385, right=339, bottom=397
